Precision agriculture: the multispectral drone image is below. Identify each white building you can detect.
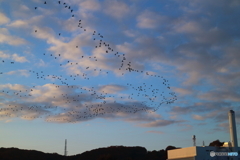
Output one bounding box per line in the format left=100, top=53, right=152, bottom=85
left=167, top=110, right=239, bottom=160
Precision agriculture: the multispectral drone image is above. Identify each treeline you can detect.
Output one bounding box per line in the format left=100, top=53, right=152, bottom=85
left=0, top=140, right=224, bottom=160
left=0, top=146, right=177, bottom=160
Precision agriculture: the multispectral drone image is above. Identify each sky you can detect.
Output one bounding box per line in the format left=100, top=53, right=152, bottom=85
left=0, top=0, right=240, bottom=156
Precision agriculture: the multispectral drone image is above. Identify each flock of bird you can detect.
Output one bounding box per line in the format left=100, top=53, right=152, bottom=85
left=0, top=0, right=177, bottom=123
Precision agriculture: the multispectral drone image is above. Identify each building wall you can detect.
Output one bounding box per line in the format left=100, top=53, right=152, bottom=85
left=167, top=157, right=195, bottom=160
left=195, top=146, right=217, bottom=160
left=168, top=146, right=240, bottom=160
left=168, top=146, right=197, bottom=159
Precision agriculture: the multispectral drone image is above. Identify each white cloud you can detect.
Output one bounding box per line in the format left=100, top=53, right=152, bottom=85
left=0, top=52, right=28, bottom=63
left=6, top=70, right=30, bottom=77
left=12, top=53, right=29, bottom=63
left=137, top=10, right=167, bottom=29
left=9, top=4, right=33, bottom=19
left=0, top=51, right=10, bottom=59
left=0, top=12, right=10, bottom=25
left=123, top=30, right=137, bottom=38
left=99, top=85, right=127, bottom=94
left=8, top=20, right=28, bottom=28
left=37, top=59, right=47, bottom=67
left=32, top=26, right=128, bottom=77
left=0, top=28, right=27, bottom=46
left=103, top=0, right=130, bottom=19
left=8, top=15, right=44, bottom=31
left=79, top=0, right=101, bottom=11
left=192, top=114, right=205, bottom=120
left=1, top=84, right=27, bottom=91
left=173, top=87, right=192, bottom=96
left=62, top=17, right=80, bottom=32
left=19, top=4, right=31, bottom=12
left=175, top=21, right=202, bottom=34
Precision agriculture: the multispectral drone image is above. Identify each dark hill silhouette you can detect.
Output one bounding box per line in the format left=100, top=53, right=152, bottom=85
left=0, top=146, right=168, bottom=160
left=71, top=146, right=147, bottom=160
left=0, top=140, right=222, bottom=160
left=0, top=147, right=65, bottom=160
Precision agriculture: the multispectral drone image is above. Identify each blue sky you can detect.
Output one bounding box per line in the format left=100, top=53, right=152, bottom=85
left=0, top=0, right=240, bottom=155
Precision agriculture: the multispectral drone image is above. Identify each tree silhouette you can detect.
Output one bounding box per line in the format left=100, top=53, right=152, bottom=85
left=209, top=140, right=224, bottom=147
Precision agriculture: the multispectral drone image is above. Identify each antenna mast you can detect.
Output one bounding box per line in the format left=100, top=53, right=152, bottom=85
left=192, top=135, right=196, bottom=146
left=64, top=139, right=67, bottom=156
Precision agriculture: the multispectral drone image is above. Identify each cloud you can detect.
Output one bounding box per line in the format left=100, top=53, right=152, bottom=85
left=139, top=119, right=183, bottom=127
left=0, top=12, right=10, bottom=25
left=170, top=106, right=192, bottom=115
left=116, top=40, right=164, bottom=66
left=0, top=83, right=165, bottom=124
left=12, top=54, right=29, bottom=63
left=187, top=102, right=231, bottom=112
left=137, top=10, right=168, bottom=29
left=177, top=124, right=193, bottom=131
left=0, top=52, right=28, bottom=63
left=30, top=21, right=144, bottom=77
left=124, top=111, right=162, bottom=123
left=103, top=0, right=130, bottom=19
left=0, top=28, right=27, bottom=46
left=8, top=20, right=29, bottom=28
left=175, top=21, right=202, bottom=34
left=6, top=70, right=30, bottom=77
left=123, top=30, right=137, bottom=38
left=192, top=114, right=205, bottom=120
left=173, top=87, right=192, bottom=96
left=218, top=122, right=229, bottom=132
left=36, top=59, right=48, bottom=67
left=0, top=51, right=10, bottom=59
left=32, top=25, right=89, bottom=62
left=99, top=84, right=127, bottom=94
left=147, top=130, right=164, bottom=134
left=198, top=89, right=240, bottom=102
left=0, top=77, right=173, bottom=124
left=79, top=0, right=101, bottom=11
left=169, top=102, right=236, bottom=123
left=8, top=15, right=43, bottom=30
left=0, top=84, right=27, bottom=91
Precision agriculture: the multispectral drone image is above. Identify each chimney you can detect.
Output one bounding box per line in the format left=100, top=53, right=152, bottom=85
left=228, top=110, right=238, bottom=153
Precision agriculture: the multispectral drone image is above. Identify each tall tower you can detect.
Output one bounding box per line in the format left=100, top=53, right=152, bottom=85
left=228, top=110, right=238, bottom=159
left=192, top=135, right=196, bottom=146
left=64, top=139, right=67, bottom=156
